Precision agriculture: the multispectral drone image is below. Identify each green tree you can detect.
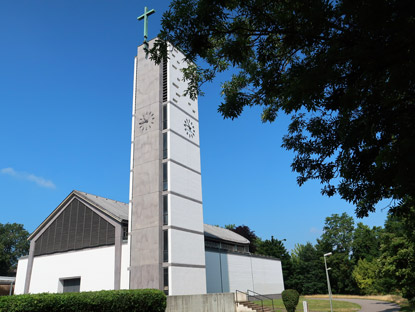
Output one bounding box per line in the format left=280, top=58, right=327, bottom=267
left=378, top=206, right=415, bottom=305
left=150, top=0, right=415, bottom=218
left=317, top=213, right=354, bottom=254
left=0, top=223, right=30, bottom=276
left=228, top=224, right=258, bottom=253
left=256, top=236, right=292, bottom=287
left=352, top=258, right=382, bottom=295
left=289, top=242, right=326, bottom=294
left=316, top=213, right=357, bottom=294
left=352, top=223, right=383, bottom=262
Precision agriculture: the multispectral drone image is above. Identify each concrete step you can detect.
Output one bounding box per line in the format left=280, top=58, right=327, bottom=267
left=239, top=301, right=275, bottom=312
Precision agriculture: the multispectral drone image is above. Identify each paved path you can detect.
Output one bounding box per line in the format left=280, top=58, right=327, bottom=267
left=317, top=298, right=401, bottom=312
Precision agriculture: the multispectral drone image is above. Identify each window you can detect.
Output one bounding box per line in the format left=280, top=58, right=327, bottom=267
left=162, top=105, right=167, bottom=130
left=62, top=278, right=80, bottom=293
left=163, top=163, right=168, bottom=191
left=122, top=225, right=128, bottom=240
left=163, top=230, right=168, bottom=262
left=163, top=133, right=167, bottom=159
left=163, top=267, right=169, bottom=295
left=163, top=195, right=168, bottom=225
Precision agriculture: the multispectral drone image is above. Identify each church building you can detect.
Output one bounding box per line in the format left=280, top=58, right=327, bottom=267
left=14, top=38, right=284, bottom=296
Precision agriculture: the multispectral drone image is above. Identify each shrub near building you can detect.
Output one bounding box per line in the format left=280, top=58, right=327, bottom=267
left=0, top=289, right=166, bottom=312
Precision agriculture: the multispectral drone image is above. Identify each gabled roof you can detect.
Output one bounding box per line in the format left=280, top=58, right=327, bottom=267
left=73, top=190, right=128, bottom=222
left=30, top=190, right=250, bottom=246
left=204, top=224, right=250, bottom=244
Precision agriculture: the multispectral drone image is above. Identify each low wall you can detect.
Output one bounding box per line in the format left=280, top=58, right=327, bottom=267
left=166, top=293, right=236, bottom=312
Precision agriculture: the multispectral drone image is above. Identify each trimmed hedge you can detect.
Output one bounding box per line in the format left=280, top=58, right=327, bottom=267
left=0, top=289, right=166, bottom=312
left=281, top=289, right=299, bottom=312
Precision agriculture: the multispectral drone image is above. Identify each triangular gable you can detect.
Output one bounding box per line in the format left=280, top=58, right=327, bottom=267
left=28, top=191, right=123, bottom=257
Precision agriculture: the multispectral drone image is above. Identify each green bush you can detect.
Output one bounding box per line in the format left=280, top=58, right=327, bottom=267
left=281, top=289, right=300, bottom=312
left=0, top=289, right=166, bottom=312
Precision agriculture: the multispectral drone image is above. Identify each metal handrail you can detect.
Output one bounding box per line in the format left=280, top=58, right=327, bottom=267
left=235, top=289, right=265, bottom=312
left=247, top=289, right=275, bottom=311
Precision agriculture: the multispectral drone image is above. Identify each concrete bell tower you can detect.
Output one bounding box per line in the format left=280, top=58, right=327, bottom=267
left=128, top=38, right=207, bottom=295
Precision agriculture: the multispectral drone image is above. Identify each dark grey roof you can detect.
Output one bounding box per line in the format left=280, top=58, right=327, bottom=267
left=74, top=190, right=129, bottom=222
left=203, top=224, right=250, bottom=244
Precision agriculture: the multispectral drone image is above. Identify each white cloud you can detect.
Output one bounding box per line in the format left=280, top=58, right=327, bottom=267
left=1, top=167, right=56, bottom=189
left=310, top=227, right=321, bottom=234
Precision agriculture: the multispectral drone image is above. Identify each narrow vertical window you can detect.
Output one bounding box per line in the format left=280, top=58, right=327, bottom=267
left=163, top=163, right=168, bottom=191
left=163, top=195, right=168, bottom=225
left=163, top=267, right=169, bottom=295
left=163, top=230, right=168, bottom=262
left=163, top=105, right=167, bottom=130
left=163, top=133, right=167, bottom=159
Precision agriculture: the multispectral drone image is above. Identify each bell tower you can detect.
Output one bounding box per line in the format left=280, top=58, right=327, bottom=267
left=128, top=38, right=207, bottom=295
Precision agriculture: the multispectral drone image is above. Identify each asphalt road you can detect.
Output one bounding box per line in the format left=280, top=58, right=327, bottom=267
left=328, top=298, right=401, bottom=312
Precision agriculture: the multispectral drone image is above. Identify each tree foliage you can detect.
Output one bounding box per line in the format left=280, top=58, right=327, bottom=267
left=228, top=224, right=258, bottom=253
left=0, top=223, right=29, bottom=276
left=289, top=242, right=326, bottom=294
left=151, top=0, right=415, bottom=218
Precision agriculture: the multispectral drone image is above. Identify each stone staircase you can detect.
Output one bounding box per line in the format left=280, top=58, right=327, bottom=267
left=237, top=301, right=275, bottom=312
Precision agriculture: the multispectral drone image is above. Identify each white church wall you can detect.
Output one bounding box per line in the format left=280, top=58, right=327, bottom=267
left=169, top=131, right=201, bottom=172
left=169, top=194, right=204, bottom=233
left=120, top=242, right=129, bottom=289
left=225, top=253, right=254, bottom=292
left=251, top=256, right=285, bottom=294
left=28, top=246, right=115, bottom=294
left=205, top=250, right=284, bottom=295
left=169, top=266, right=206, bottom=296
left=14, top=257, right=28, bottom=295
left=169, top=229, right=205, bottom=265
left=169, top=162, right=202, bottom=201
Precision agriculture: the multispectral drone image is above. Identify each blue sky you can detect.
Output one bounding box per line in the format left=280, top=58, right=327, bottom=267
left=0, top=0, right=389, bottom=252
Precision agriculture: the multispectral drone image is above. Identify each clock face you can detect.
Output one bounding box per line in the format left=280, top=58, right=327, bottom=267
left=184, top=118, right=195, bottom=138
left=138, top=111, right=155, bottom=131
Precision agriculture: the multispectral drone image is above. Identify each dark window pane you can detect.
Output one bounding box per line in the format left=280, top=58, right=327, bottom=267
left=163, top=133, right=167, bottom=159
left=163, top=163, right=168, bottom=191
left=163, top=230, right=168, bottom=262
left=163, top=195, right=168, bottom=225
left=62, top=278, right=80, bottom=293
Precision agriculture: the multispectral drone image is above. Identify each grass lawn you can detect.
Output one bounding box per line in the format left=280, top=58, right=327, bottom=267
left=255, top=297, right=360, bottom=312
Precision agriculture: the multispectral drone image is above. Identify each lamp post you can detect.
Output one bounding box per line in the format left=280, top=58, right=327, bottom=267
left=324, top=252, right=333, bottom=312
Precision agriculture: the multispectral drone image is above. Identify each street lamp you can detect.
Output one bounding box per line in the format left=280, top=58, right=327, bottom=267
left=324, top=252, right=333, bottom=312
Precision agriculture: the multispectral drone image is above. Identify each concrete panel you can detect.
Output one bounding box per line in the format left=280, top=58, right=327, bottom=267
left=130, top=263, right=160, bottom=290
left=166, top=293, right=235, bottom=312
left=131, top=192, right=160, bottom=230
left=169, top=266, right=207, bottom=295
left=169, top=161, right=202, bottom=201
left=28, top=246, right=115, bottom=294
left=135, top=44, right=162, bottom=110
left=170, top=229, right=205, bottom=265
left=169, top=104, right=200, bottom=145
left=169, top=131, right=201, bottom=172
left=132, top=160, right=160, bottom=196
left=129, top=39, right=163, bottom=291
left=14, top=258, right=28, bottom=295
left=169, top=194, right=204, bottom=233
left=130, top=226, right=160, bottom=266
